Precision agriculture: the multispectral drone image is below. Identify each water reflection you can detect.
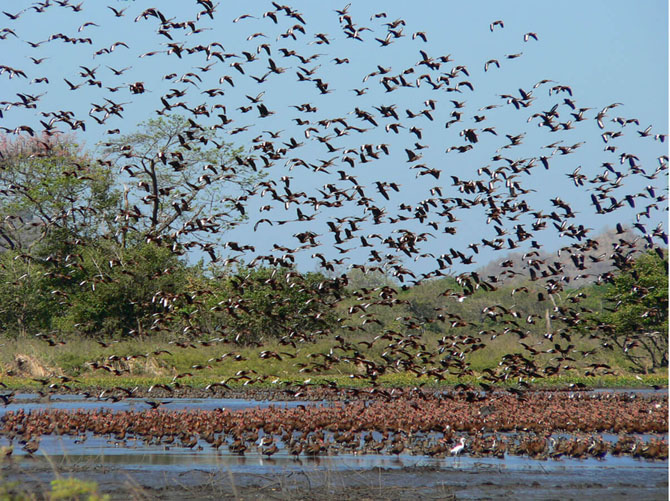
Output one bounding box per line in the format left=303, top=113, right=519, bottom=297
left=6, top=445, right=666, bottom=475
left=2, top=428, right=666, bottom=474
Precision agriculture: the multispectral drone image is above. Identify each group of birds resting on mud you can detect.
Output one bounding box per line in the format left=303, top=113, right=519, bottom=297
left=2, top=388, right=668, bottom=460
left=0, top=0, right=668, bottom=459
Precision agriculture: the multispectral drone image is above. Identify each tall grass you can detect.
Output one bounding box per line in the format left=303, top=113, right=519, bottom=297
left=0, top=332, right=666, bottom=390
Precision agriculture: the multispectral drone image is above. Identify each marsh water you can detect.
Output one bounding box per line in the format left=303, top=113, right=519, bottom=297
left=1, top=392, right=667, bottom=500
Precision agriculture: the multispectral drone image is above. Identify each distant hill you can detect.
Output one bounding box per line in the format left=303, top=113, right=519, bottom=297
left=475, top=227, right=653, bottom=287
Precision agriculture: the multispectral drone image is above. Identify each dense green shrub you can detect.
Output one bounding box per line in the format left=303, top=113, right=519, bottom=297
left=600, top=251, right=668, bottom=371
left=192, top=266, right=346, bottom=344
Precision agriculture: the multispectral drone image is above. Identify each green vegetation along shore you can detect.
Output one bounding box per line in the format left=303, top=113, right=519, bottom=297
left=1, top=334, right=665, bottom=392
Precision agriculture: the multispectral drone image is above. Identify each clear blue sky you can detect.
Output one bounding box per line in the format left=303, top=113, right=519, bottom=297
left=1, top=0, right=667, bottom=278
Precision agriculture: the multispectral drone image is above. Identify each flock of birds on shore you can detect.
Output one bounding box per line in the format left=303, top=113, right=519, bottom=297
left=0, top=0, right=668, bottom=460
left=1, top=390, right=668, bottom=460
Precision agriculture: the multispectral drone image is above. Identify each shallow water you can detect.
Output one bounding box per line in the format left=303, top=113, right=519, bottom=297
left=4, top=437, right=666, bottom=475
left=3, top=386, right=665, bottom=414
left=1, top=394, right=667, bottom=500
left=1, top=393, right=326, bottom=414
left=1, top=394, right=666, bottom=472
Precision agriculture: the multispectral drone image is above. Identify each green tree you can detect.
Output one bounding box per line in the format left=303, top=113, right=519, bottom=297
left=0, top=133, right=118, bottom=336
left=193, top=266, right=345, bottom=343
left=0, top=133, right=117, bottom=253
left=601, top=250, right=668, bottom=372
left=0, top=251, right=58, bottom=336
left=101, top=115, right=262, bottom=256
left=53, top=240, right=191, bottom=338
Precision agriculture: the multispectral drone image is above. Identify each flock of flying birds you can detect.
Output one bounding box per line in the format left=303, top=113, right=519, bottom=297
left=0, top=0, right=667, bottom=391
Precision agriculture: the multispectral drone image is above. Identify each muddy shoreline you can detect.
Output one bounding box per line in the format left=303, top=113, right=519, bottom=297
left=3, top=460, right=668, bottom=500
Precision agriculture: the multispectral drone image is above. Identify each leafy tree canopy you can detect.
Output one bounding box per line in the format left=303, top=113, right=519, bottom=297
left=602, top=250, right=668, bottom=372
